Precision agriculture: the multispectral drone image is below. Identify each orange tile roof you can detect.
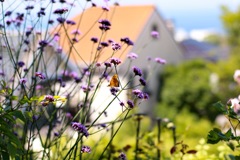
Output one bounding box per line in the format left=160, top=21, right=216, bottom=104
left=54, top=5, right=156, bottom=66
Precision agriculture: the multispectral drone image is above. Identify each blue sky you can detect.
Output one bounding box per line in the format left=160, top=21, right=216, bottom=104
left=3, top=0, right=239, bottom=34
left=118, top=0, right=240, bottom=32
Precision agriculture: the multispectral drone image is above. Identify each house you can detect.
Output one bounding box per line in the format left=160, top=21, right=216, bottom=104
left=47, top=5, right=184, bottom=123
left=180, top=38, right=229, bottom=61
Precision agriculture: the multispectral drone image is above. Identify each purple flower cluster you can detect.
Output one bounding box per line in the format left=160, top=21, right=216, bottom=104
left=98, top=19, right=111, bottom=31
left=139, top=77, right=146, bottom=86
left=81, top=146, right=91, bottom=153
left=71, top=122, right=89, bottom=137
left=35, top=72, right=46, bottom=80
left=132, top=89, right=149, bottom=100
left=127, top=52, right=138, bottom=60
left=91, top=37, right=98, bottom=43
left=120, top=37, right=134, bottom=46
left=110, top=58, right=121, bottom=65
left=110, top=87, right=119, bottom=95
left=132, top=66, right=142, bottom=77
left=118, top=152, right=127, bottom=160
left=111, top=42, right=121, bottom=51
left=155, top=57, right=166, bottom=65
left=53, top=8, right=68, bottom=14
left=127, top=100, right=134, bottom=109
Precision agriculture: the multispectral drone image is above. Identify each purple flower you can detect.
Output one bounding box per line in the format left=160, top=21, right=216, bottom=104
left=53, top=8, right=68, bottom=14
left=18, top=61, right=25, bottom=67
left=110, top=58, right=121, bottom=65
left=143, top=93, right=149, bottom=100
left=81, top=146, right=91, bottom=153
left=110, top=87, right=119, bottom=95
left=57, top=17, right=65, bottom=24
left=54, top=132, right=59, bottom=137
left=132, top=89, right=142, bottom=96
left=71, top=29, right=81, bottom=35
left=71, top=122, right=89, bottom=137
left=25, top=6, right=34, bottom=10
left=127, top=52, right=138, bottom=60
left=111, top=42, right=121, bottom=51
left=119, top=101, right=125, bottom=107
left=20, top=78, right=27, bottom=84
left=120, top=37, right=134, bottom=46
left=139, top=77, right=146, bottom=86
left=5, top=11, right=12, bottom=17
left=155, top=57, right=166, bottom=64
left=56, top=47, right=62, bottom=54
left=39, top=40, right=48, bottom=48
left=119, top=152, right=127, bottom=160
left=48, top=20, right=54, bottom=24
left=127, top=100, right=134, bottom=109
left=151, top=31, right=159, bottom=39
left=98, top=19, right=111, bottom=31
left=44, top=95, right=54, bottom=102
left=91, top=37, right=98, bottom=43
left=35, top=72, right=46, bottom=80
left=66, top=20, right=76, bottom=25
left=100, top=42, right=109, bottom=47
left=102, top=6, right=109, bottom=11
left=66, top=112, right=73, bottom=119
left=132, top=66, right=142, bottom=76
left=104, top=62, right=112, bottom=68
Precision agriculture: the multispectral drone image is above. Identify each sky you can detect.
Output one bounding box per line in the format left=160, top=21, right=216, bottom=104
left=118, top=0, right=239, bottom=32
left=3, top=0, right=240, bottom=40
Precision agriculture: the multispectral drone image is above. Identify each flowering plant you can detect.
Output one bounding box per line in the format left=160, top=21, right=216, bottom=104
left=0, top=0, right=166, bottom=159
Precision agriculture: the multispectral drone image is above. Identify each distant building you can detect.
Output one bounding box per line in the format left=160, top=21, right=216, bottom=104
left=180, top=38, right=229, bottom=61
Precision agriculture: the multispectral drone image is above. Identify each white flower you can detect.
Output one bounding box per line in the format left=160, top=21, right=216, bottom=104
left=233, top=70, right=240, bottom=84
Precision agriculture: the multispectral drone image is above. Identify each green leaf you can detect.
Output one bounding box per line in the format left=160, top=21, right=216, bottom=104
left=7, top=143, right=17, bottom=157
left=213, top=101, right=227, bottom=114
left=207, top=128, right=221, bottom=144
left=225, top=129, right=233, bottom=139
left=1, top=151, right=10, bottom=160
left=11, top=110, right=26, bottom=122
left=227, top=142, right=235, bottom=151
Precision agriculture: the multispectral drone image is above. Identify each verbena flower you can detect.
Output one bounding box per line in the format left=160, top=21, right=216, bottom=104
left=35, top=72, right=46, bottom=80
left=53, top=8, right=68, bottom=14
left=112, top=42, right=121, bottom=51
left=110, top=87, right=119, bottom=95
left=151, top=31, right=159, bottom=39
left=71, top=122, right=89, bottom=137
left=18, top=61, right=25, bottom=67
left=155, top=57, right=166, bottom=64
left=132, top=66, right=142, bottom=76
left=119, top=101, right=125, bottom=107
left=57, top=17, right=65, bottom=24
left=66, top=20, right=76, bottom=25
left=98, top=19, right=111, bottom=31
left=118, top=152, right=127, bottom=160
left=139, top=77, right=146, bottom=86
left=100, top=42, right=109, bottom=47
left=44, top=95, right=54, bottom=102
left=102, top=6, right=109, bottom=11
left=5, top=11, right=12, bottom=17
left=91, top=37, right=98, bottom=43
left=120, top=37, right=134, bottom=46
left=110, top=58, right=121, bottom=65
left=104, top=62, right=111, bottom=68
left=81, top=146, right=91, bottom=153
left=20, top=78, right=27, bottom=84
left=127, top=52, right=138, bottom=60
left=25, top=6, right=34, bottom=10
left=127, top=100, right=134, bottom=109
left=39, top=40, right=48, bottom=48
left=71, top=29, right=81, bottom=35
left=132, top=89, right=142, bottom=96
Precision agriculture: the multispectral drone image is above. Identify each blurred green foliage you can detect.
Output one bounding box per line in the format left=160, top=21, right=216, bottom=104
left=157, top=59, right=219, bottom=121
